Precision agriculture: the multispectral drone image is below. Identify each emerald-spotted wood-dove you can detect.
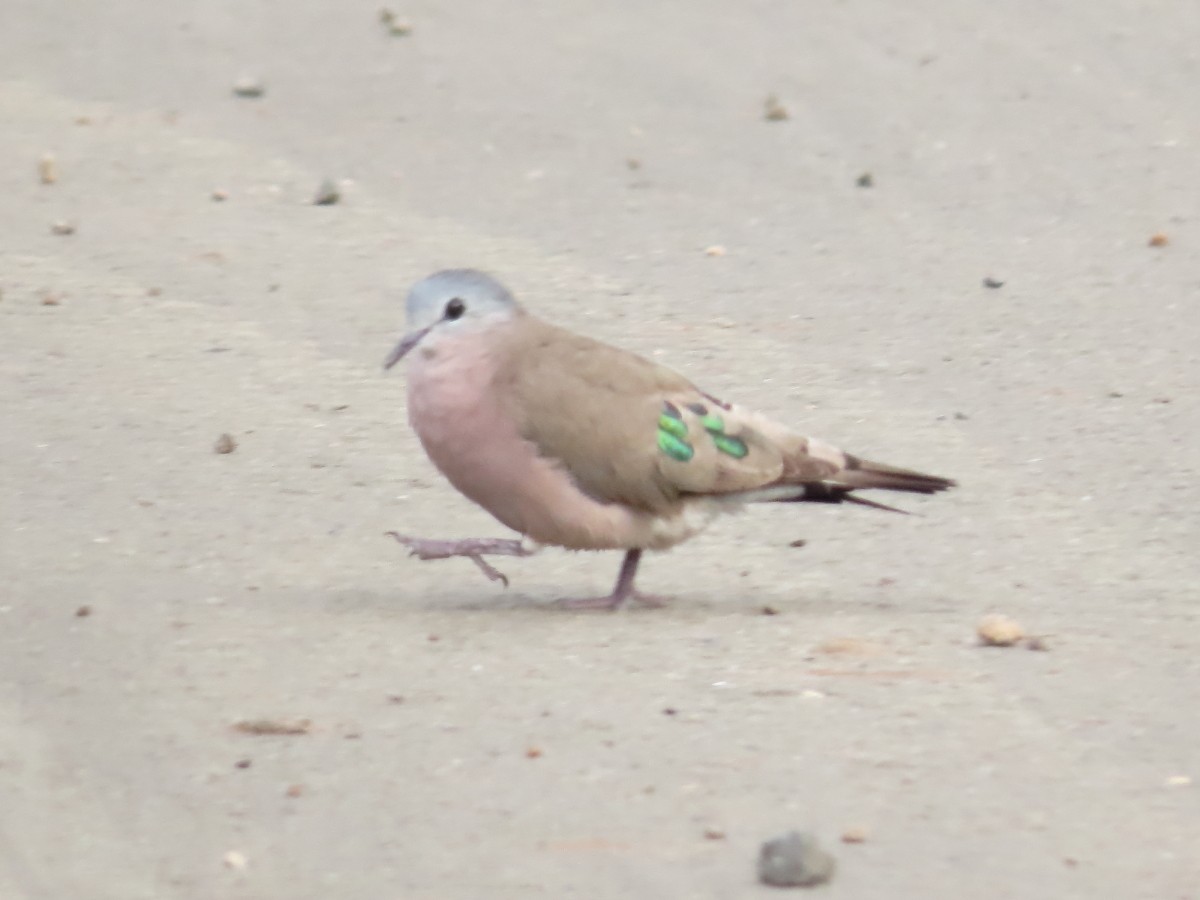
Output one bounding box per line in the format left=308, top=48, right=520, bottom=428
left=383, top=269, right=954, bottom=609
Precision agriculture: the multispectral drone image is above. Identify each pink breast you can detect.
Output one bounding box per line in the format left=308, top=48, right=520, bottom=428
left=404, top=333, right=643, bottom=550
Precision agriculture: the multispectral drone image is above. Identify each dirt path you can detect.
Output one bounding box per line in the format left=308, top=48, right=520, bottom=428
left=2, top=2, right=1197, bottom=897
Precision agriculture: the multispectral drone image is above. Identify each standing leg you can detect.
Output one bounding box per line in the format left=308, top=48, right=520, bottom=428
left=559, top=549, right=668, bottom=611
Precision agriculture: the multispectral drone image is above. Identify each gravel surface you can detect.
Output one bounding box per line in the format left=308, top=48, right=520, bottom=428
left=1, top=2, right=1197, bottom=898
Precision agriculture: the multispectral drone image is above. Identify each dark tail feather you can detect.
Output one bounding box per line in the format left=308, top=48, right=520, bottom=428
left=772, top=481, right=911, bottom=515
left=767, top=456, right=954, bottom=515
left=844, top=493, right=912, bottom=515
left=838, top=454, right=956, bottom=494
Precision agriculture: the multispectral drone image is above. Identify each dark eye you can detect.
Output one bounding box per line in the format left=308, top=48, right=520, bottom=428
left=444, top=298, right=466, bottom=320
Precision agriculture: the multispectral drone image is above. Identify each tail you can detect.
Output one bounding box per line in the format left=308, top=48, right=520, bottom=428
left=836, top=454, right=956, bottom=495
left=739, top=455, right=955, bottom=515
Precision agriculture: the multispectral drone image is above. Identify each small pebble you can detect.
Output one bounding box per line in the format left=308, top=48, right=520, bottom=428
left=75, top=605, right=92, bottom=618
left=285, top=783, right=304, bottom=797
left=855, top=172, right=874, bottom=188
left=626, top=157, right=642, bottom=170
left=704, top=244, right=727, bottom=257
left=977, top=614, right=1025, bottom=647
left=214, top=433, right=237, bottom=454
left=525, top=747, right=543, bottom=759
left=703, top=827, right=727, bottom=841
left=313, top=179, right=341, bottom=205
left=757, top=831, right=836, bottom=888
left=232, top=76, right=265, bottom=98
left=51, top=221, right=76, bottom=236
left=815, top=637, right=883, bottom=657
left=379, top=8, right=413, bottom=35
left=39, top=154, right=58, bottom=184
left=1025, top=635, right=1050, bottom=651
left=223, top=850, right=248, bottom=870
left=41, top=293, right=62, bottom=306
left=841, top=826, right=868, bottom=844
left=1148, top=232, right=1169, bottom=247
left=211, top=188, right=229, bottom=202
left=789, top=539, right=808, bottom=548
left=761, top=605, right=780, bottom=616
left=764, top=94, right=789, bottom=121
left=234, top=758, right=252, bottom=769
left=983, top=276, right=1005, bottom=289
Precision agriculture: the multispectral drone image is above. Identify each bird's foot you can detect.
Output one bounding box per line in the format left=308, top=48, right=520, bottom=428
left=557, top=590, right=671, bottom=612
left=385, top=533, right=533, bottom=588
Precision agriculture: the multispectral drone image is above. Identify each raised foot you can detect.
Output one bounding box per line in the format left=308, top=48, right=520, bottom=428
left=385, top=533, right=533, bottom=588
left=557, top=591, right=671, bottom=612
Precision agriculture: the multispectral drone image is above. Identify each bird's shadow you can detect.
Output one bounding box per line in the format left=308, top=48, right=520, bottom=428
left=316, top=579, right=887, bottom=620
left=322, top=585, right=710, bottom=616
left=327, top=535, right=931, bottom=618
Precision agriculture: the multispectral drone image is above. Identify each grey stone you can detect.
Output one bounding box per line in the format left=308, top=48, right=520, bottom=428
left=757, top=831, right=836, bottom=888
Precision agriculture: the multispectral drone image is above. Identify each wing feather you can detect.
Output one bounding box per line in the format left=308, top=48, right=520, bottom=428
left=495, top=316, right=953, bottom=513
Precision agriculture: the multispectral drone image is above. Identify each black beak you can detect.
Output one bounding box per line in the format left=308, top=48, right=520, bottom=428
left=382, top=325, right=432, bottom=371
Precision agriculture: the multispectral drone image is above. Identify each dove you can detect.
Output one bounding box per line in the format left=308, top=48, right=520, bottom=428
left=383, top=269, right=954, bottom=609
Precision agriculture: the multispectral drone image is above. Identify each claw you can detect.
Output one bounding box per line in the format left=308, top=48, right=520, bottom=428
left=466, top=554, right=510, bottom=588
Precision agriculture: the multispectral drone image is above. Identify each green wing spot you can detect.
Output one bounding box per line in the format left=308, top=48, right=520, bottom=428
left=658, top=403, right=694, bottom=460
left=695, top=410, right=747, bottom=457
left=657, top=412, right=688, bottom=440
left=658, top=430, right=694, bottom=462
left=712, top=433, right=748, bottom=459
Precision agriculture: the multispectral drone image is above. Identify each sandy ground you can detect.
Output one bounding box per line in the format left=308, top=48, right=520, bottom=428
left=2, top=1, right=1198, bottom=897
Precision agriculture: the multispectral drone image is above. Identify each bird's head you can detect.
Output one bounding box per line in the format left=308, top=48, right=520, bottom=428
left=383, top=269, right=521, bottom=369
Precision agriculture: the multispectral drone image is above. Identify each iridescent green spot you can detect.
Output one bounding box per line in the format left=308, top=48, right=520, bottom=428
left=658, top=430, right=694, bottom=462
left=657, top=412, right=688, bottom=440
left=711, top=433, right=748, bottom=458
left=701, top=413, right=725, bottom=433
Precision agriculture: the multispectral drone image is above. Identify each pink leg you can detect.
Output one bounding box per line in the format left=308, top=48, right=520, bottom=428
left=385, top=533, right=533, bottom=588
left=558, top=549, right=670, bottom=611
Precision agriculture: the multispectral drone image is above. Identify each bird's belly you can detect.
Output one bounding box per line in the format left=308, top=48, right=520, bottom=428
left=407, top=363, right=530, bottom=528
left=406, top=353, right=713, bottom=551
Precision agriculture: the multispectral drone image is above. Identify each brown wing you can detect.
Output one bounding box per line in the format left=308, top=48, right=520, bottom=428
left=494, top=316, right=689, bottom=513
left=494, top=315, right=953, bottom=514
left=492, top=317, right=837, bottom=511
